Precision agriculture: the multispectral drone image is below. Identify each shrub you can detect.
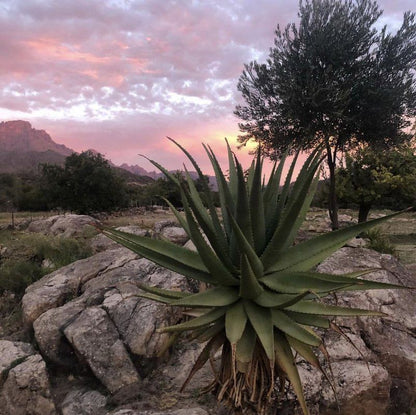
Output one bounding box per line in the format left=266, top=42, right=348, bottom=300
left=365, top=228, right=397, bottom=256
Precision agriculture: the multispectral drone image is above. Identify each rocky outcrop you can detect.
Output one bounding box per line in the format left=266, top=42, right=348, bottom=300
left=0, top=120, right=73, bottom=155
left=13, top=228, right=416, bottom=414
left=63, top=307, right=141, bottom=396
left=27, top=214, right=98, bottom=238
left=0, top=341, right=56, bottom=415
left=316, top=247, right=416, bottom=414
left=22, top=244, right=190, bottom=403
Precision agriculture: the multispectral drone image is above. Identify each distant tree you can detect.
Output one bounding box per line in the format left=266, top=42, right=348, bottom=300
left=0, top=173, right=21, bottom=210
left=336, top=144, right=416, bottom=222
left=41, top=151, right=128, bottom=214
left=235, top=0, right=416, bottom=229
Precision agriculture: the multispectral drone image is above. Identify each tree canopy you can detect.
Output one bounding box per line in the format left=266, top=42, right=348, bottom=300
left=41, top=151, right=128, bottom=214
left=336, top=144, right=416, bottom=222
left=235, top=0, right=416, bottom=228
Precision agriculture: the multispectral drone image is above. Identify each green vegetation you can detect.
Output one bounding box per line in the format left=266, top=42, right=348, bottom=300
left=336, top=145, right=416, bottom=222
left=235, top=0, right=416, bottom=229
left=103, top=140, right=406, bottom=414
left=0, top=231, right=92, bottom=295
left=40, top=151, right=129, bottom=214
left=365, top=228, right=397, bottom=256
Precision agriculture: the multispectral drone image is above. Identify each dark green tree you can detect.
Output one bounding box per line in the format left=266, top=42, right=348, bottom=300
left=235, top=0, right=416, bottom=228
left=41, top=151, right=128, bottom=214
left=337, top=144, right=416, bottom=222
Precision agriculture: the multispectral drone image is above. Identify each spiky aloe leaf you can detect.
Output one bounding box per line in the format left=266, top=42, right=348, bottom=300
left=274, top=331, right=309, bottom=415
left=267, top=209, right=409, bottom=273
left=227, top=208, right=264, bottom=277
left=159, top=307, right=227, bottom=333
left=286, top=301, right=386, bottom=316
left=135, top=282, right=190, bottom=299
left=249, top=150, right=266, bottom=253
left=239, top=255, right=264, bottom=299
left=236, top=322, right=257, bottom=366
left=101, top=229, right=214, bottom=283
left=225, top=301, right=247, bottom=344
left=254, top=290, right=312, bottom=308
left=271, top=309, right=322, bottom=347
left=244, top=300, right=274, bottom=361
left=171, top=286, right=239, bottom=307
left=260, top=271, right=354, bottom=294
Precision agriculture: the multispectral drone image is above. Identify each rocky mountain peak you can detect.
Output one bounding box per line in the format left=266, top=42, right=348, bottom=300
left=0, top=120, right=73, bottom=156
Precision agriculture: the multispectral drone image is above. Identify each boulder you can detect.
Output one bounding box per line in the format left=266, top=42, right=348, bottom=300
left=0, top=340, right=35, bottom=379
left=0, top=353, right=56, bottom=415
left=63, top=307, right=141, bottom=395
left=22, top=247, right=138, bottom=324
left=154, top=221, right=189, bottom=245
left=23, top=246, right=191, bottom=398
left=27, top=214, right=98, bottom=238
left=315, top=247, right=416, bottom=413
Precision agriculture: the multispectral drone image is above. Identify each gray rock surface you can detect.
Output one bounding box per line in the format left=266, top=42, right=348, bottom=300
left=23, top=246, right=190, bottom=398
left=0, top=354, right=56, bottom=415
left=63, top=307, right=140, bottom=395
left=315, top=247, right=416, bottom=413
left=154, top=220, right=189, bottom=245
left=23, top=247, right=137, bottom=324
left=160, top=226, right=189, bottom=245
left=108, top=409, right=209, bottom=415
left=27, top=214, right=98, bottom=238
left=0, top=340, right=35, bottom=377
left=61, top=388, right=107, bottom=415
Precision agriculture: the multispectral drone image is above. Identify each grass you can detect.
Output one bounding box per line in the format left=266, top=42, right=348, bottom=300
left=0, top=211, right=56, bottom=226
left=0, top=231, right=93, bottom=295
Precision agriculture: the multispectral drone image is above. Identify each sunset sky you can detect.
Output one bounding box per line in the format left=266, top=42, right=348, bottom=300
left=1, top=0, right=414, bottom=173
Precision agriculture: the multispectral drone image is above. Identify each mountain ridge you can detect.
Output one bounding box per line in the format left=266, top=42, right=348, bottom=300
left=0, top=120, right=217, bottom=188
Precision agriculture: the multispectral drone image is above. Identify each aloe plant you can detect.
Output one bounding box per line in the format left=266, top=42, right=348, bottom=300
left=103, top=140, right=406, bottom=414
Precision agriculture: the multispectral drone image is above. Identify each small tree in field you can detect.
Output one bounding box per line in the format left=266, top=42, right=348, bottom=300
left=235, top=0, right=416, bottom=229
left=337, top=144, right=416, bottom=222
left=41, top=151, right=128, bottom=214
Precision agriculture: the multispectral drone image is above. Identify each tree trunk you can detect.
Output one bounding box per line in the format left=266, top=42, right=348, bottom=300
left=358, top=203, right=372, bottom=223
left=326, top=146, right=339, bottom=230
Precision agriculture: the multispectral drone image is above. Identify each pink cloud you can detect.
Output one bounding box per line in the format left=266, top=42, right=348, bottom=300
left=0, top=0, right=412, bottom=176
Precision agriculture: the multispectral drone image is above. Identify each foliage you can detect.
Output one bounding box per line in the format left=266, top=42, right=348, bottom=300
left=103, top=140, right=406, bottom=414
left=0, top=232, right=92, bottom=295
left=0, top=173, right=22, bottom=211
left=365, top=228, right=397, bottom=256
left=336, top=144, right=416, bottom=221
left=235, top=0, right=416, bottom=229
left=40, top=151, right=128, bottom=214
left=127, top=173, right=216, bottom=208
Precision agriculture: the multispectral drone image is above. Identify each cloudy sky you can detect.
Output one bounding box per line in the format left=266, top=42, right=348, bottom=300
left=0, top=0, right=414, bottom=173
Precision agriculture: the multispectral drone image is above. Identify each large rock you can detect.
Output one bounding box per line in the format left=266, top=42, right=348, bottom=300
left=23, top=247, right=138, bottom=324
left=0, top=353, right=56, bottom=415
left=154, top=220, right=189, bottom=245
left=0, top=340, right=35, bottom=379
left=63, top=307, right=141, bottom=395
left=315, top=247, right=416, bottom=413
left=27, top=214, right=98, bottom=238
left=23, top=246, right=191, bottom=399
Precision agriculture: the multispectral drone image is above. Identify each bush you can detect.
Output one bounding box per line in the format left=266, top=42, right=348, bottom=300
left=0, top=232, right=92, bottom=295
left=365, top=228, right=397, bottom=256
left=0, top=261, right=44, bottom=295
